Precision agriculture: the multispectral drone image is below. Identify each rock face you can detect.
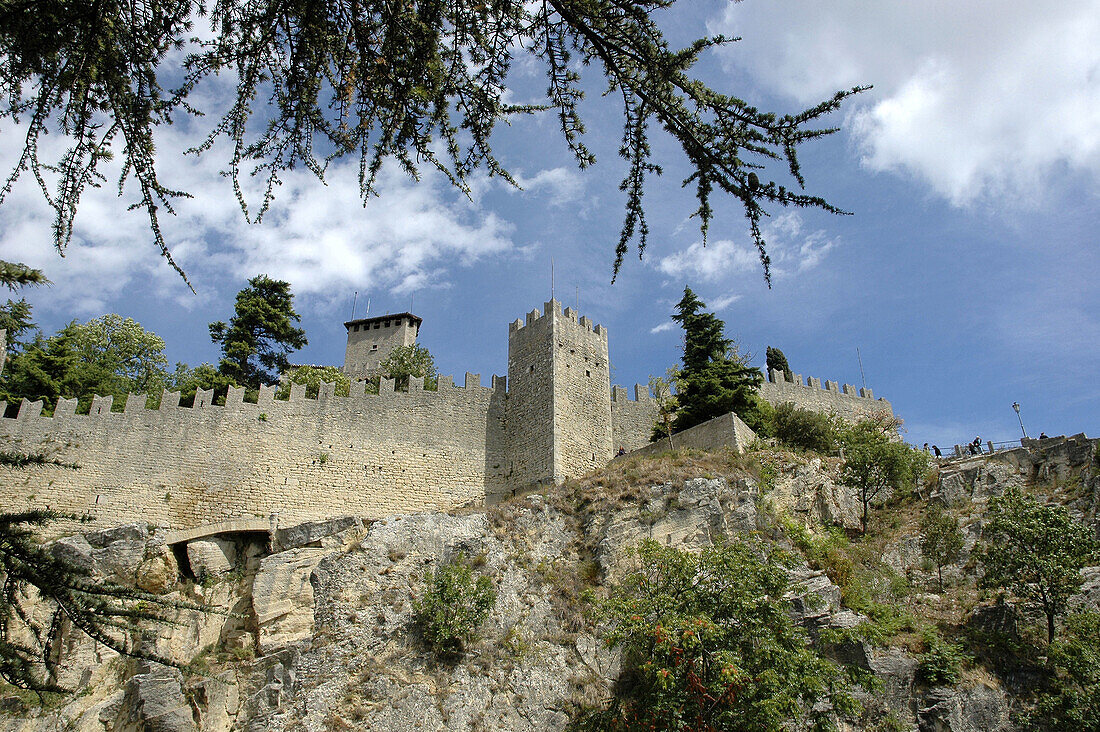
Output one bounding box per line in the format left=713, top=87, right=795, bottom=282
left=9, top=441, right=1099, bottom=731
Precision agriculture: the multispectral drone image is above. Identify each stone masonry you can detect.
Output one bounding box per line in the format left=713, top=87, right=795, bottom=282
left=0, top=302, right=891, bottom=536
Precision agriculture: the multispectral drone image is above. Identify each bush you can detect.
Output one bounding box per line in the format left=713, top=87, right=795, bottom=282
left=413, top=556, right=496, bottom=657
left=770, top=401, right=838, bottom=453
left=918, top=631, right=967, bottom=686
left=574, top=538, right=859, bottom=730
left=1024, top=611, right=1100, bottom=730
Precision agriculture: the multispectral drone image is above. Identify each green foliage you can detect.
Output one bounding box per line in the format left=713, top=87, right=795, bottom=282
left=1, top=314, right=171, bottom=412
left=277, top=365, right=351, bottom=399
left=918, top=630, right=967, bottom=686
left=980, top=487, right=1099, bottom=645
left=210, top=275, right=307, bottom=388
left=669, top=288, right=764, bottom=435
left=765, top=346, right=793, bottom=382
left=921, top=504, right=964, bottom=590
left=378, top=344, right=437, bottom=391
left=0, top=510, right=205, bottom=691
left=770, top=401, right=839, bottom=453
left=0, top=299, right=36, bottom=356
left=1023, top=611, right=1100, bottom=731
left=168, top=362, right=239, bottom=408
left=837, top=416, right=927, bottom=534
left=0, top=3, right=862, bottom=285
left=0, top=262, right=47, bottom=291
left=575, top=538, right=858, bottom=731
left=413, top=556, right=496, bottom=658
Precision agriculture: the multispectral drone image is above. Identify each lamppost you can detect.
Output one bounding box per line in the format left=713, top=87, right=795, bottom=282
left=1012, top=402, right=1028, bottom=439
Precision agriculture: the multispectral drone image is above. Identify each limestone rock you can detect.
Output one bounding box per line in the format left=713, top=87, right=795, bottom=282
left=274, top=516, right=363, bottom=551
left=252, top=547, right=327, bottom=654
left=187, top=538, right=237, bottom=578
left=136, top=549, right=179, bottom=594
left=86, top=523, right=149, bottom=548
left=50, top=534, right=97, bottom=574
left=113, top=667, right=196, bottom=732
left=92, top=539, right=147, bottom=580
left=917, top=684, right=1012, bottom=732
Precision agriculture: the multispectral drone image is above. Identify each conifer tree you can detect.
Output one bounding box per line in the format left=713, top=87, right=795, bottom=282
left=210, top=275, right=307, bottom=388
left=766, top=346, right=793, bottom=383
left=670, top=288, right=763, bottom=433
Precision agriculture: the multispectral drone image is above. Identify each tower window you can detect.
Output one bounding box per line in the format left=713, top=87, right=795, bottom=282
left=586, top=370, right=591, bottom=377
left=529, top=365, right=535, bottom=373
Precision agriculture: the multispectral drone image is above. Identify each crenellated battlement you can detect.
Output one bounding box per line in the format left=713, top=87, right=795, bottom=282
left=611, top=384, right=652, bottom=403
left=759, top=368, right=892, bottom=422
left=508, top=299, right=607, bottom=341
left=0, top=372, right=505, bottom=428
left=765, top=368, right=879, bottom=400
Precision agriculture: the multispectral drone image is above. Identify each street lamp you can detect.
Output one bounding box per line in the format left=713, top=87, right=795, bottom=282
left=1012, top=402, right=1028, bottom=439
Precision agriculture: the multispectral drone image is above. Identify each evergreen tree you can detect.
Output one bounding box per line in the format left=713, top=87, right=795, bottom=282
left=766, top=346, right=793, bottom=383
left=0, top=2, right=863, bottom=285
left=210, top=275, right=307, bottom=388
left=670, top=288, right=763, bottom=433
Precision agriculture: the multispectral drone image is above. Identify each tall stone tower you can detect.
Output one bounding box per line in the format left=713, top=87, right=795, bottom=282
left=506, top=299, right=613, bottom=486
left=342, top=313, right=421, bottom=379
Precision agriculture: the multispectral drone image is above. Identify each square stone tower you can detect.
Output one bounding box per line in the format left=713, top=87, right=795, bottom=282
left=342, top=313, right=421, bottom=379
left=506, top=299, right=613, bottom=486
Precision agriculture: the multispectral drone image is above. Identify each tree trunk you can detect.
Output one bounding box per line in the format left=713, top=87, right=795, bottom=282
left=1047, top=611, right=1056, bottom=646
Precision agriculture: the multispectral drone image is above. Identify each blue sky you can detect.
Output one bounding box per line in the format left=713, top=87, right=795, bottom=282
left=1, top=0, right=1098, bottom=450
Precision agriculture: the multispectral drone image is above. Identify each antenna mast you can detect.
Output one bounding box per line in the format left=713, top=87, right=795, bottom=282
left=551, top=257, right=555, bottom=300
left=350, top=291, right=357, bottom=320
left=857, top=347, right=867, bottom=389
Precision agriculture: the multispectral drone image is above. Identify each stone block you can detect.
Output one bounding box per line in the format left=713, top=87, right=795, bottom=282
left=186, top=538, right=237, bottom=577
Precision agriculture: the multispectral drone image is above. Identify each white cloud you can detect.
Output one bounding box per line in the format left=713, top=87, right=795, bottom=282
left=656, top=212, right=836, bottom=282
left=710, top=0, right=1100, bottom=205
left=710, top=294, right=742, bottom=310
left=512, top=167, right=584, bottom=205
left=650, top=322, right=675, bottom=334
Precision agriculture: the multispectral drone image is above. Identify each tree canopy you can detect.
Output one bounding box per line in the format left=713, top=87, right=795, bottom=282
left=210, top=275, right=307, bottom=388
left=980, top=487, right=1099, bottom=645
left=0, top=1, right=863, bottom=285
left=669, top=287, right=763, bottom=433
left=1, top=313, right=172, bottom=412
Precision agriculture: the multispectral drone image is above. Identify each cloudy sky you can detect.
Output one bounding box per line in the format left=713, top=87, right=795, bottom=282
left=2, top=0, right=1098, bottom=449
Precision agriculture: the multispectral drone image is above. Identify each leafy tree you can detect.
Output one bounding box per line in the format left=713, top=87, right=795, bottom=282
left=168, top=362, right=239, bottom=407
left=1, top=315, right=171, bottom=412
left=670, top=287, right=764, bottom=434
left=766, top=346, right=793, bottom=383
left=980, top=487, right=1099, bottom=645
left=921, top=503, right=964, bottom=591
left=838, top=418, right=926, bottom=535
left=0, top=1, right=863, bottom=285
left=277, top=365, right=351, bottom=399
left=413, top=555, right=496, bottom=658
left=378, top=344, right=437, bottom=391
left=1024, top=611, right=1100, bottom=731
left=576, top=538, right=858, bottom=731
left=210, top=275, right=307, bottom=388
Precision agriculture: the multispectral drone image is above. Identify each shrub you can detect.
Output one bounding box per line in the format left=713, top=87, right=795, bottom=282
left=1024, top=611, right=1100, bottom=730
left=574, top=538, right=859, bottom=730
left=918, top=631, right=967, bottom=686
left=413, top=556, right=496, bottom=657
left=770, top=401, right=838, bottom=453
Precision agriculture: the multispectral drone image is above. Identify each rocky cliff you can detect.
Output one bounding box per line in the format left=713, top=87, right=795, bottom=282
left=2, top=435, right=1098, bottom=731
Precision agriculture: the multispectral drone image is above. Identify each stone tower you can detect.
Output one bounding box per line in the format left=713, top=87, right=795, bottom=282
left=342, top=313, right=421, bottom=379
left=506, top=299, right=613, bottom=486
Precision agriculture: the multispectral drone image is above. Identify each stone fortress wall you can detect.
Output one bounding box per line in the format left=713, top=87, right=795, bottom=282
left=759, top=369, right=891, bottom=422
left=0, top=305, right=891, bottom=538
left=0, top=376, right=509, bottom=538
